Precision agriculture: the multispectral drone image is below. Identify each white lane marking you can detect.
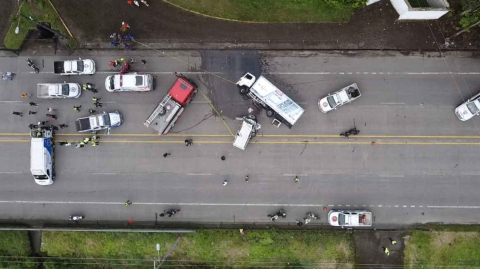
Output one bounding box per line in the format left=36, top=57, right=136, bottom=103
left=379, top=174, right=405, bottom=178
left=0, top=101, right=23, bottom=103
left=29, top=71, right=223, bottom=75
left=1, top=200, right=480, bottom=209
left=380, top=103, right=406, bottom=105
left=283, top=174, right=308, bottom=176
left=268, top=72, right=480, bottom=75
left=92, top=173, right=117, bottom=175
left=102, top=101, right=117, bottom=104
left=0, top=172, right=23, bottom=174
left=187, top=173, right=212, bottom=176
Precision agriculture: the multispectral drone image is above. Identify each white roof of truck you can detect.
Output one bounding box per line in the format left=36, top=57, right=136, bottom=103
left=233, top=120, right=254, bottom=150
left=30, top=138, right=45, bottom=172
left=251, top=76, right=305, bottom=125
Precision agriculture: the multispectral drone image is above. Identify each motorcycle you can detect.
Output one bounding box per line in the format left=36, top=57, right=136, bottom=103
left=141, top=0, right=149, bottom=6
left=268, top=209, right=286, bottom=222
left=303, top=212, right=319, bottom=225
left=27, top=58, right=39, bottom=74
left=166, top=209, right=181, bottom=217
left=68, top=215, right=84, bottom=221
left=340, top=127, right=360, bottom=138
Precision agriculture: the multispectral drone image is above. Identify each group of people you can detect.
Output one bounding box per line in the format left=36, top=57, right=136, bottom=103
left=68, top=135, right=100, bottom=148
left=109, top=57, right=133, bottom=74
left=110, top=31, right=135, bottom=49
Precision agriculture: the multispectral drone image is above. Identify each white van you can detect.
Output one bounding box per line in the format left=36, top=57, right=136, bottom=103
left=30, top=130, right=54, bottom=186
left=105, top=73, right=154, bottom=92
left=233, top=116, right=261, bottom=150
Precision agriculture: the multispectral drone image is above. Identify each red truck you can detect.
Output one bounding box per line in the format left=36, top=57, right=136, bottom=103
left=144, top=77, right=197, bottom=135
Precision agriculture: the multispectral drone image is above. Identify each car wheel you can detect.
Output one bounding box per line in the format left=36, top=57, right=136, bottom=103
left=266, top=109, right=274, bottom=118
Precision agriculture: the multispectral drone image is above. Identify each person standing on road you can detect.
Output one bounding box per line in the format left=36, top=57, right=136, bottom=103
left=163, top=153, right=171, bottom=158
left=92, top=97, right=99, bottom=103
left=29, top=102, right=39, bottom=107
left=221, top=156, right=226, bottom=161
left=73, top=105, right=81, bottom=112
left=12, top=112, right=23, bottom=117
left=21, top=93, right=30, bottom=98
left=59, top=124, right=68, bottom=129
left=295, top=220, right=303, bottom=226
left=89, top=109, right=96, bottom=114
left=389, top=237, right=397, bottom=245
left=124, top=200, right=132, bottom=207
left=383, top=247, right=390, bottom=256
left=223, top=180, right=228, bottom=186
left=28, top=111, right=37, bottom=115
left=28, top=124, right=38, bottom=129
left=245, top=175, right=249, bottom=182
left=94, top=102, right=103, bottom=108
left=294, top=176, right=299, bottom=183
left=185, top=139, right=193, bottom=146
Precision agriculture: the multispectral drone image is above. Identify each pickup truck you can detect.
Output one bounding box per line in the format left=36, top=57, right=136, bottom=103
left=54, top=59, right=95, bottom=75
left=328, top=210, right=372, bottom=227
left=75, top=111, right=123, bottom=133
left=455, top=91, right=480, bottom=121
left=37, top=83, right=81, bottom=99
left=318, top=83, right=361, bottom=113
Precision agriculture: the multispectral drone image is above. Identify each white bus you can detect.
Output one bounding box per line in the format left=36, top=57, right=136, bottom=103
left=30, top=129, right=54, bottom=186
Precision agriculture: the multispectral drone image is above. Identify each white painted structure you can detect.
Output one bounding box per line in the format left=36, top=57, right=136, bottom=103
left=390, top=0, right=449, bottom=20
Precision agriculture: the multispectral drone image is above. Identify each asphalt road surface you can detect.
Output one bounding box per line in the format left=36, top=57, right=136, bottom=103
left=0, top=50, right=480, bottom=228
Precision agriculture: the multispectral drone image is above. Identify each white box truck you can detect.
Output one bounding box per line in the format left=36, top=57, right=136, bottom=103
left=30, top=129, right=54, bottom=186
left=237, top=73, right=305, bottom=128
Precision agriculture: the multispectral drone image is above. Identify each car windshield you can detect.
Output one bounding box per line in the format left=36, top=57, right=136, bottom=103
left=466, top=102, right=480, bottom=114
left=327, top=96, right=337, bottom=108
left=109, top=76, right=114, bottom=89
left=61, top=84, right=69, bottom=95
left=135, top=76, right=143, bottom=86
left=102, top=114, right=111, bottom=126
left=338, top=213, right=345, bottom=225
left=76, top=61, right=84, bottom=72
left=34, top=174, right=48, bottom=180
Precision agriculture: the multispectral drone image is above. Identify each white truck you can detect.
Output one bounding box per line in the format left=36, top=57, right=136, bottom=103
left=30, top=128, right=54, bottom=186
left=237, top=73, right=305, bottom=128
left=455, top=91, right=480, bottom=121
left=233, top=116, right=261, bottom=150
left=54, top=59, right=95, bottom=75
left=37, top=83, right=81, bottom=99
left=75, top=111, right=123, bottom=133
left=328, top=210, right=372, bottom=227
left=318, top=83, right=361, bottom=113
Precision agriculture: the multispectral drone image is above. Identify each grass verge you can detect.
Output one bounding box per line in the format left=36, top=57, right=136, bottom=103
left=4, top=0, right=76, bottom=50
left=165, top=0, right=366, bottom=23
left=41, top=229, right=354, bottom=268
left=405, top=228, right=480, bottom=268
left=0, top=231, right=36, bottom=269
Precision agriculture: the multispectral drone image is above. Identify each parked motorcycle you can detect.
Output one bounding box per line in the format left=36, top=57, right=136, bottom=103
left=27, top=58, right=39, bottom=74
left=68, top=215, right=84, bottom=221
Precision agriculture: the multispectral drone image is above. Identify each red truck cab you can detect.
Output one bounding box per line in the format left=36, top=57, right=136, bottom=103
left=144, top=77, right=197, bottom=135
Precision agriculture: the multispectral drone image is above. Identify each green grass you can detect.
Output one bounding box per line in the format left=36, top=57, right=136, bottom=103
left=166, top=0, right=365, bottom=22
left=0, top=231, right=36, bottom=269
left=4, top=0, right=76, bottom=50
left=41, top=229, right=354, bottom=268
left=405, top=230, right=480, bottom=269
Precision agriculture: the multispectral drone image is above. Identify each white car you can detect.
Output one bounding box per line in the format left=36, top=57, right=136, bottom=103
left=455, top=92, right=480, bottom=121
left=75, top=111, right=123, bottom=133
left=37, top=83, right=81, bottom=99
left=318, top=83, right=361, bottom=113
left=105, top=73, right=154, bottom=92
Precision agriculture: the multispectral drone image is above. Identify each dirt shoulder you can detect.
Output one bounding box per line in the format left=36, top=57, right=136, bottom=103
left=49, top=0, right=478, bottom=50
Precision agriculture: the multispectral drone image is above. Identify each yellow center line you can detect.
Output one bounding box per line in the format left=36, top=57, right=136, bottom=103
left=5, top=133, right=480, bottom=139
left=3, top=139, right=480, bottom=145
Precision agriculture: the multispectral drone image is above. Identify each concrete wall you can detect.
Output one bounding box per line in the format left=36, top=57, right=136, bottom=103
left=390, top=0, right=449, bottom=20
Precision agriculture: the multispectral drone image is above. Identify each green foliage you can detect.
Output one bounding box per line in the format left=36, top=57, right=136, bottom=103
left=42, top=229, right=354, bottom=268
left=460, top=0, right=480, bottom=12
left=460, top=14, right=479, bottom=29
left=3, top=0, right=76, bottom=49
left=168, top=0, right=366, bottom=22
left=0, top=231, right=37, bottom=269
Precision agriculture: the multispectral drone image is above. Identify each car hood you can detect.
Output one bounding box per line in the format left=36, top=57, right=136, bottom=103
left=455, top=103, right=473, bottom=121
left=68, top=83, right=81, bottom=98
left=318, top=96, right=333, bottom=113
left=109, top=112, right=122, bottom=127
left=83, top=59, right=96, bottom=74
